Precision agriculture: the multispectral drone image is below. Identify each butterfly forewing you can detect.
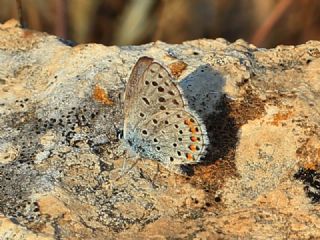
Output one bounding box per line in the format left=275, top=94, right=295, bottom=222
left=135, top=62, right=184, bottom=118
left=124, top=57, right=153, bottom=127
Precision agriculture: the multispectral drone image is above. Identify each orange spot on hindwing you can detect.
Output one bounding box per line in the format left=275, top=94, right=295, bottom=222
left=189, top=145, right=197, bottom=152
left=190, top=136, right=198, bottom=142
left=186, top=153, right=193, bottom=161
left=184, top=117, right=201, bottom=161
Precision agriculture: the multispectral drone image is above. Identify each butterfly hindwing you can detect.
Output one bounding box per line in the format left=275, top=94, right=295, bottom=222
left=135, top=109, right=208, bottom=165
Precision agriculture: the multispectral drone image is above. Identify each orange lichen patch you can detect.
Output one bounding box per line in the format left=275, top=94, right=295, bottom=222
left=92, top=85, right=113, bottom=105
left=186, top=158, right=237, bottom=190
left=296, top=135, right=320, bottom=172
left=168, top=61, right=187, bottom=78
left=23, top=29, right=37, bottom=38
left=186, top=153, right=193, bottom=161
left=302, top=161, right=319, bottom=171
left=270, top=111, right=293, bottom=126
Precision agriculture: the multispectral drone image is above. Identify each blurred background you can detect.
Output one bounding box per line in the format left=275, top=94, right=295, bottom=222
left=0, top=0, right=319, bottom=48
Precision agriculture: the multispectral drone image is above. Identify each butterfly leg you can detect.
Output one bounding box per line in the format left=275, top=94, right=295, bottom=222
left=115, top=156, right=140, bottom=181
left=149, top=163, right=161, bottom=189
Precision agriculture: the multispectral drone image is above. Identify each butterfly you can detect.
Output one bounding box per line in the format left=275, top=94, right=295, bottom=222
left=123, top=57, right=209, bottom=174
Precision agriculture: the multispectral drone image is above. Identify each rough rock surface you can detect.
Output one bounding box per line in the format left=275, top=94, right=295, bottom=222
left=1, top=19, right=320, bottom=239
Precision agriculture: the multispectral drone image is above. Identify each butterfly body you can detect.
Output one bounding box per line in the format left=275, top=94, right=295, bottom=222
left=123, top=57, right=209, bottom=172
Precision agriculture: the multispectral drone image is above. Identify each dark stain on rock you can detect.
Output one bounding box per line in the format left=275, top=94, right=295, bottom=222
left=294, top=168, right=320, bottom=203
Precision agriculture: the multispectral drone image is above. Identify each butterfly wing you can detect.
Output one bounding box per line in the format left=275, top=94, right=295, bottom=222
left=123, top=57, right=208, bottom=165
left=124, top=57, right=184, bottom=138
left=135, top=109, right=209, bottom=165
left=123, top=56, right=153, bottom=126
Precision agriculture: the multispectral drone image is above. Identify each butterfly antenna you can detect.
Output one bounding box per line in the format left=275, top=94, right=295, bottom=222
left=115, top=157, right=139, bottom=181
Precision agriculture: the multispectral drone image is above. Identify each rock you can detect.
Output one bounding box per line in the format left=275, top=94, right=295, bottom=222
left=1, top=19, right=320, bottom=239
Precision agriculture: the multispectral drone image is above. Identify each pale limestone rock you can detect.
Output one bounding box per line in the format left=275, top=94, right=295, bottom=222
left=1, top=19, right=320, bottom=239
